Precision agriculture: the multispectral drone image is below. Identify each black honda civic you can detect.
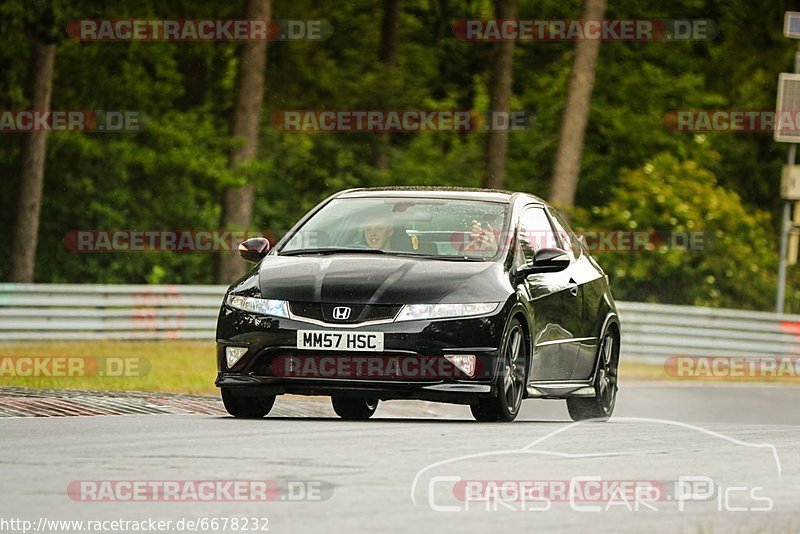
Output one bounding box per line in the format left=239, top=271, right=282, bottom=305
left=216, top=187, right=620, bottom=422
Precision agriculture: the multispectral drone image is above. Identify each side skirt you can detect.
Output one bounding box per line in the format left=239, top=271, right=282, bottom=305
left=526, top=381, right=595, bottom=399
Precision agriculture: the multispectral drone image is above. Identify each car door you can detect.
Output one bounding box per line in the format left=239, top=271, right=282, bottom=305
left=546, top=207, right=604, bottom=379
left=517, top=206, right=581, bottom=381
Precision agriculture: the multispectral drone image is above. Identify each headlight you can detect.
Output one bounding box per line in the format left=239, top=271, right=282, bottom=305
left=226, top=295, right=290, bottom=318
left=395, top=302, right=501, bottom=322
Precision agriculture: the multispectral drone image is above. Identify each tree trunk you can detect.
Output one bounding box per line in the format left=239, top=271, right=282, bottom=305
left=9, top=40, right=55, bottom=283
left=548, top=0, right=606, bottom=212
left=483, top=0, right=516, bottom=190
left=379, top=0, right=401, bottom=66
left=216, top=0, right=271, bottom=284
left=375, top=0, right=402, bottom=171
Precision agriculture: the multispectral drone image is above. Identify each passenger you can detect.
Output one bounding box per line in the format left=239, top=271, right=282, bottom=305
left=463, top=217, right=500, bottom=254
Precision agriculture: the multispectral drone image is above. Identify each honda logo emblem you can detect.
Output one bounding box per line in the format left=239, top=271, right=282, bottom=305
left=332, top=306, right=351, bottom=320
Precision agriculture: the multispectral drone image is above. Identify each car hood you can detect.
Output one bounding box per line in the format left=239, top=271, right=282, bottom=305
left=256, top=254, right=510, bottom=304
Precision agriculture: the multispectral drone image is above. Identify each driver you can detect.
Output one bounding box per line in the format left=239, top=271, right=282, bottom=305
left=361, top=212, right=394, bottom=250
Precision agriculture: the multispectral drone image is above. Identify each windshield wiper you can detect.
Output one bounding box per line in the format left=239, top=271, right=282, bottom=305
left=280, top=247, right=388, bottom=256
left=280, top=248, right=486, bottom=261
left=392, top=253, right=486, bottom=262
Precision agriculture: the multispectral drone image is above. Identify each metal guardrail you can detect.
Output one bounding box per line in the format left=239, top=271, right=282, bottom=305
left=617, top=301, right=800, bottom=363
left=1, top=284, right=799, bottom=361
left=0, top=284, right=225, bottom=340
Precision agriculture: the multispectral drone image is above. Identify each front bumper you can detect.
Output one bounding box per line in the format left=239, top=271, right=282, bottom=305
left=215, top=303, right=506, bottom=405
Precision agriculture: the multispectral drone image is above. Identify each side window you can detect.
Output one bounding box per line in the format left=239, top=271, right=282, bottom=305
left=548, top=208, right=582, bottom=259
left=517, top=207, right=558, bottom=264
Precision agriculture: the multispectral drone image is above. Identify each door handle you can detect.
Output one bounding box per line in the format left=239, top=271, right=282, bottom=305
left=568, top=279, right=578, bottom=297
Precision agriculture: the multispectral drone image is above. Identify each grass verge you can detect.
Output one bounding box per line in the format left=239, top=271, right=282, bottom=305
left=0, top=340, right=217, bottom=395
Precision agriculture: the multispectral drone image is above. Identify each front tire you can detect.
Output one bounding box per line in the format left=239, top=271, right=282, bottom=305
left=331, top=396, right=378, bottom=420
left=471, top=318, right=527, bottom=422
left=221, top=388, right=276, bottom=419
left=567, top=327, right=619, bottom=422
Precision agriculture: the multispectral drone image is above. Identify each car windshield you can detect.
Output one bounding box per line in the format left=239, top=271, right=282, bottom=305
left=279, top=196, right=509, bottom=260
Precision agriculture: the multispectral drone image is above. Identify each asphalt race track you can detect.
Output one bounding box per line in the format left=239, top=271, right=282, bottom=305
left=1, top=382, right=799, bottom=533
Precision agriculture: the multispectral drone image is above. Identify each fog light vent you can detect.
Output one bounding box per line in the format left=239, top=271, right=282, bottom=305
left=444, top=354, right=476, bottom=377
left=226, top=346, right=248, bottom=368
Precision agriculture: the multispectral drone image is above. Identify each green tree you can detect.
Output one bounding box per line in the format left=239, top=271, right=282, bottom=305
left=574, top=149, right=777, bottom=310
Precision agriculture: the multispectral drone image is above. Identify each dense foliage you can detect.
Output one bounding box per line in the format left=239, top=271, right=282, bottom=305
left=1, top=0, right=799, bottom=310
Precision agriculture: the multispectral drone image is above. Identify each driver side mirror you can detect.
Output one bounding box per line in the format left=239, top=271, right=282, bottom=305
left=516, top=247, right=571, bottom=276
left=238, top=237, right=271, bottom=263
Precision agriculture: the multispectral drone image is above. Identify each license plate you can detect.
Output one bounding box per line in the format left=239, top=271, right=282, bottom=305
left=297, top=330, right=384, bottom=352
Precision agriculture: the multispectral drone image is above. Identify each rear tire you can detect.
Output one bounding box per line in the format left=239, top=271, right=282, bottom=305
left=221, top=388, right=276, bottom=419
left=331, top=396, right=378, bottom=420
left=471, top=318, right=527, bottom=422
left=567, top=327, right=619, bottom=422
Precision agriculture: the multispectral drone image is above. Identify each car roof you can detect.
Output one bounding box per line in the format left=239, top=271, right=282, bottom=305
left=336, top=186, right=546, bottom=205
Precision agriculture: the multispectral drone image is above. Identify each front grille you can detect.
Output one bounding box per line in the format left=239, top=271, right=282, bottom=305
left=289, top=302, right=402, bottom=324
